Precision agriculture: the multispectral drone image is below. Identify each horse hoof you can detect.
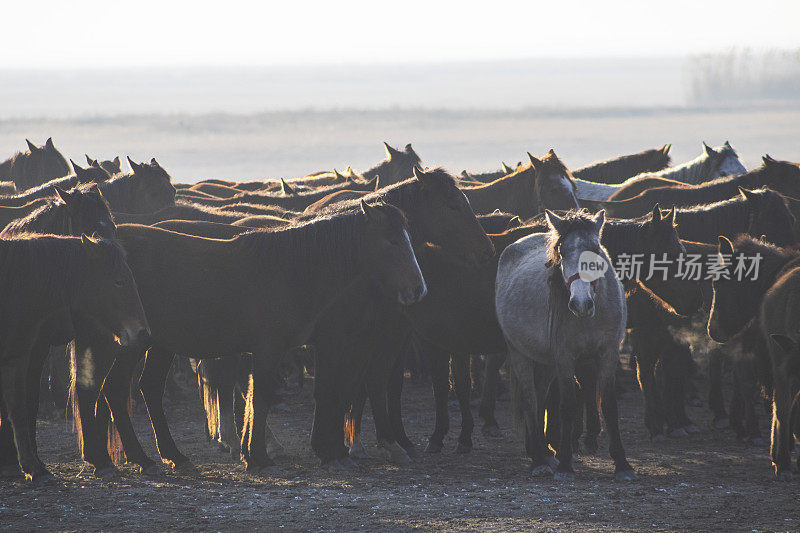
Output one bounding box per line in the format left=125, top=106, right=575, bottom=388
left=553, top=471, right=575, bottom=482
left=31, top=471, right=55, bottom=487
left=255, top=465, right=283, bottom=477
left=668, top=428, right=688, bottom=438
left=776, top=470, right=793, bottom=482
left=713, top=417, right=730, bottom=429
left=530, top=464, right=553, bottom=477
left=402, top=443, right=419, bottom=458
left=388, top=446, right=411, bottom=466
left=95, top=466, right=120, bottom=480
left=545, top=456, right=560, bottom=469
left=425, top=441, right=443, bottom=454
left=684, top=424, right=700, bottom=434
left=141, top=464, right=164, bottom=476
left=348, top=442, right=371, bottom=460
left=651, top=434, right=666, bottom=443
left=750, top=437, right=766, bottom=447
left=482, top=425, right=502, bottom=438
left=455, top=442, right=472, bottom=454
left=321, top=459, right=346, bottom=471
left=615, top=469, right=638, bottom=481
left=172, top=460, right=197, bottom=474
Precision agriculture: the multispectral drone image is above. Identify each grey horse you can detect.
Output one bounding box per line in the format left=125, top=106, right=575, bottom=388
left=495, top=209, right=636, bottom=481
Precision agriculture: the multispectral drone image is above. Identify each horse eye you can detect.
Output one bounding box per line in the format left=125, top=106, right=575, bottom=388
left=114, top=279, right=124, bottom=288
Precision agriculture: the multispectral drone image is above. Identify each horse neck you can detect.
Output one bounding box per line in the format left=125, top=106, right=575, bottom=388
left=4, top=202, right=71, bottom=236
left=100, top=173, right=134, bottom=212
left=674, top=200, right=750, bottom=242
left=0, top=155, right=14, bottom=179
left=601, top=221, right=649, bottom=257
left=16, top=175, right=77, bottom=203
left=462, top=171, right=535, bottom=217
left=246, top=215, right=368, bottom=311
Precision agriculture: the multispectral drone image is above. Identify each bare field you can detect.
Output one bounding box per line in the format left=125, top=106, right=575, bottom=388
left=0, top=106, right=798, bottom=183
left=1, top=369, right=798, bottom=532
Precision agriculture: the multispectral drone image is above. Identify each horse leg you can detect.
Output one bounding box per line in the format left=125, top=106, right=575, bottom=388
left=425, top=341, right=450, bottom=454
left=660, top=342, right=692, bottom=436
left=365, top=360, right=408, bottom=465
left=770, top=374, right=794, bottom=480
left=478, top=352, right=505, bottom=437
left=0, top=353, right=52, bottom=484
left=310, top=351, right=349, bottom=464
left=23, top=336, right=52, bottom=463
left=0, top=390, right=22, bottom=477
left=139, top=345, right=190, bottom=469
left=576, top=361, right=600, bottom=454
left=240, top=354, right=280, bottom=473
left=100, top=352, right=160, bottom=474
left=345, top=384, right=369, bottom=458
left=631, top=329, right=666, bottom=441
left=553, top=361, right=577, bottom=481
left=507, top=348, right=553, bottom=475
left=452, top=354, right=474, bottom=454
left=387, top=343, right=415, bottom=456
left=598, top=354, right=636, bottom=481
left=708, top=347, right=730, bottom=429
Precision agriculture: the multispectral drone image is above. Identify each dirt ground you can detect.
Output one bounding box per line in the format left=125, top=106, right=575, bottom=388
left=2, top=361, right=799, bottom=532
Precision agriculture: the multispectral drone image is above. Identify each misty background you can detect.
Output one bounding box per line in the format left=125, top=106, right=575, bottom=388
left=1, top=0, right=799, bottom=182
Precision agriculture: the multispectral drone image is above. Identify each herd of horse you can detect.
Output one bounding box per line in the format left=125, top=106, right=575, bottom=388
left=0, top=137, right=799, bottom=486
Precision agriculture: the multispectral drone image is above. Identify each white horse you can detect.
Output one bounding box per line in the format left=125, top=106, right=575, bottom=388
left=495, top=209, right=636, bottom=481
left=574, top=141, right=747, bottom=201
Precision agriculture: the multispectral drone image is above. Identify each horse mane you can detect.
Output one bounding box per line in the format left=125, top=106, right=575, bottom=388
left=3, top=182, right=110, bottom=236
left=731, top=234, right=798, bottom=277
left=572, top=146, right=671, bottom=183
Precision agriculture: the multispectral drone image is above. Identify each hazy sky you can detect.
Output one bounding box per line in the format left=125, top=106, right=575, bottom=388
left=2, top=0, right=799, bottom=68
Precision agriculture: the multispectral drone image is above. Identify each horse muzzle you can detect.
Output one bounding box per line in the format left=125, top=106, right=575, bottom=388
left=115, top=324, right=152, bottom=349
left=398, top=283, right=428, bottom=306
left=568, top=296, right=595, bottom=318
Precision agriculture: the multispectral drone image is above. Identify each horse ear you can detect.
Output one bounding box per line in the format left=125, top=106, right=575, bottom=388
left=501, top=162, right=513, bottom=174
left=460, top=170, right=470, bottom=178
left=150, top=158, right=159, bottom=167
left=762, top=154, right=777, bottom=166
left=26, top=139, right=38, bottom=152
left=127, top=156, right=142, bottom=174
left=280, top=178, right=295, bottom=195
left=592, top=209, right=606, bottom=231
left=405, top=143, right=414, bottom=153
left=507, top=216, right=522, bottom=229
left=717, top=236, right=735, bottom=258
left=45, top=137, right=55, bottom=149
left=651, top=203, right=662, bottom=224
left=724, top=140, right=732, bottom=149
left=54, top=186, right=74, bottom=206
left=85, top=154, right=95, bottom=165
left=661, top=144, right=671, bottom=155
left=70, top=159, right=87, bottom=180
left=702, top=141, right=716, bottom=157
left=739, top=187, right=757, bottom=202
left=113, top=156, right=120, bottom=166
left=527, top=152, right=543, bottom=171
left=90, top=159, right=102, bottom=169
left=665, top=208, right=676, bottom=225
left=360, top=199, right=382, bottom=221
left=770, top=334, right=798, bottom=355
left=333, top=168, right=346, bottom=182
left=545, top=209, right=567, bottom=234
left=384, top=141, right=399, bottom=160
left=547, top=148, right=556, bottom=157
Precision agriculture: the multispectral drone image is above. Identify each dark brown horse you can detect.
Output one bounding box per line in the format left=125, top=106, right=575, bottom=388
left=707, top=235, right=800, bottom=479
left=0, top=234, right=149, bottom=484
left=113, top=200, right=250, bottom=225
left=85, top=155, right=122, bottom=175
left=581, top=157, right=800, bottom=219
left=0, top=162, right=111, bottom=208
left=0, top=138, right=71, bottom=192
left=571, top=144, right=671, bottom=184
left=461, top=150, right=580, bottom=219
left=73, top=202, right=429, bottom=474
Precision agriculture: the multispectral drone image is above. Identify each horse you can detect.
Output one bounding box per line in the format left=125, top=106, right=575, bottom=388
left=72, top=201, right=429, bottom=474
left=571, top=144, right=671, bottom=184
left=461, top=150, right=580, bottom=219
left=580, top=156, right=800, bottom=219
left=0, top=161, right=112, bottom=208
left=0, top=234, right=149, bottom=484
left=574, top=142, right=745, bottom=201
left=0, top=183, right=120, bottom=478
left=0, top=138, right=71, bottom=192
left=360, top=142, right=422, bottom=187
left=495, top=210, right=636, bottom=481
left=85, top=155, right=122, bottom=176
left=113, top=201, right=251, bottom=225
left=99, top=158, right=177, bottom=214
left=707, top=235, right=800, bottom=479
